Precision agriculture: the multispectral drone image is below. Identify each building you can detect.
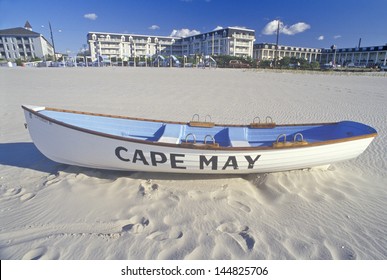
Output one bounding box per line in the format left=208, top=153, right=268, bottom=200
left=87, top=27, right=255, bottom=61
left=179, top=27, right=255, bottom=57
left=0, top=21, right=54, bottom=61
left=320, top=45, right=387, bottom=67
left=253, top=43, right=322, bottom=62
left=254, top=42, right=387, bottom=67
left=87, top=32, right=179, bottom=61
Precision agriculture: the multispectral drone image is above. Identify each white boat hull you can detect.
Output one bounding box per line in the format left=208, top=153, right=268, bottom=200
left=23, top=108, right=375, bottom=174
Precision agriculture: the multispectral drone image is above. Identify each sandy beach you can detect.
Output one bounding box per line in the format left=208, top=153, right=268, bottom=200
left=0, top=67, right=386, bottom=260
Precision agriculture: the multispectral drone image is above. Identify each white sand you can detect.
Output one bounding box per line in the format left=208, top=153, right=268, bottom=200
left=0, top=67, right=386, bottom=260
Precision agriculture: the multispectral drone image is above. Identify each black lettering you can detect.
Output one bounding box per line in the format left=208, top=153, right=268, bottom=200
left=150, top=151, right=167, bottom=166
left=245, top=155, right=261, bottom=169
left=115, top=146, right=130, bottom=162
left=170, top=153, right=186, bottom=169
left=132, top=149, right=149, bottom=165
left=199, top=155, right=218, bottom=170
left=222, top=156, right=238, bottom=170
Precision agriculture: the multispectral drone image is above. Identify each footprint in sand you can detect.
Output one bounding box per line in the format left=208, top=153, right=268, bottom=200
left=20, top=193, right=35, bottom=201
left=146, top=228, right=183, bottom=241
left=1, top=187, right=35, bottom=202
left=121, top=216, right=149, bottom=234
left=217, top=222, right=248, bottom=233
left=22, top=247, right=60, bottom=260
left=227, top=199, right=251, bottom=213
left=239, top=231, right=255, bottom=250
left=3, top=187, right=22, bottom=197
left=138, top=182, right=160, bottom=197
left=22, top=247, right=47, bottom=260
left=43, top=173, right=63, bottom=187
left=217, top=222, right=255, bottom=251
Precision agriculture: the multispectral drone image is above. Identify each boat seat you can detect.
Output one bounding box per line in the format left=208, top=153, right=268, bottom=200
left=158, top=124, right=182, bottom=144
left=228, top=127, right=250, bottom=147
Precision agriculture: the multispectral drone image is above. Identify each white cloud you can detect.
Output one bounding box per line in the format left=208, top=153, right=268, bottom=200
left=84, top=13, right=98, bottom=20
left=170, top=28, right=200, bottom=38
left=213, top=26, right=223, bottom=31
left=334, top=35, right=342, bottom=39
left=283, top=22, right=310, bottom=35
left=149, top=25, right=160, bottom=30
left=262, top=20, right=281, bottom=35
left=262, top=20, right=310, bottom=35
left=318, top=35, right=324, bottom=40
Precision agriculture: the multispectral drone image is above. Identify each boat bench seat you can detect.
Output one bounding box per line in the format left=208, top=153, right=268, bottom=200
left=228, top=127, right=250, bottom=147
left=158, top=124, right=182, bottom=144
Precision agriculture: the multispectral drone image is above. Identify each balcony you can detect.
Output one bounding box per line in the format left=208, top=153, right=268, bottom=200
left=101, top=44, right=120, bottom=49
left=232, top=34, right=254, bottom=40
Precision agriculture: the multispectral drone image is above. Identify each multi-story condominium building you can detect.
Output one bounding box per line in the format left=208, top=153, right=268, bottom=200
left=87, top=27, right=255, bottom=61
left=320, top=45, right=387, bottom=66
left=179, top=27, right=255, bottom=57
left=87, top=32, right=180, bottom=60
left=253, top=43, right=322, bottom=62
left=0, top=21, right=54, bottom=61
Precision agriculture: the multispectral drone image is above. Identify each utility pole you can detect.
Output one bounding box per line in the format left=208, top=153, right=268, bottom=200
left=274, top=19, right=280, bottom=68
left=49, top=22, right=56, bottom=61
left=331, top=44, right=337, bottom=66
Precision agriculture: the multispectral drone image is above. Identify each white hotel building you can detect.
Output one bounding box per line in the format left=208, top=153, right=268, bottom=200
left=254, top=43, right=387, bottom=67
left=320, top=45, right=387, bottom=66
left=253, top=43, right=322, bottom=62
left=0, top=21, right=54, bottom=61
left=87, top=27, right=255, bottom=60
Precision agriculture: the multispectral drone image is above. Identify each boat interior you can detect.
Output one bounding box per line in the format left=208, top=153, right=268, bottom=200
left=39, top=109, right=376, bottom=148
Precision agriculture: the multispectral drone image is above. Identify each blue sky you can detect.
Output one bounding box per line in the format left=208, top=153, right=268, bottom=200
left=1, top=0, right=386, bottom=54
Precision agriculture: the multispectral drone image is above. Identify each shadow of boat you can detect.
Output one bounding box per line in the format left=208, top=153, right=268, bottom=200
left=0, top=142, right=244, bottom=181
left=0, top=142, right=62, bottom=173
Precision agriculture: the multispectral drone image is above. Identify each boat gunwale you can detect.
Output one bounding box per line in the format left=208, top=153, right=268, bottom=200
left=22, top=105, right=377, bottom=151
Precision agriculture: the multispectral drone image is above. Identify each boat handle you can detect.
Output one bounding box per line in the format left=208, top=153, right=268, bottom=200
left=266, top=116, right=273, bottom=123
left=204, top=135, right=216, bottom=145
left=252, top=116, right=261, bottom=124
left=276, top=134, right=287, bottom=143
left=293, top=133, right=304, bottom=142
left=185, top=133, right=196, bottom=144
left=191, top=114, right=200, bottom=122
left=204, top=115, right=212, bottom=122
